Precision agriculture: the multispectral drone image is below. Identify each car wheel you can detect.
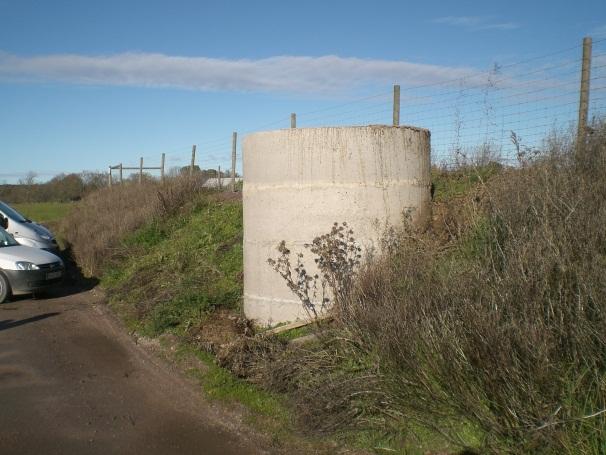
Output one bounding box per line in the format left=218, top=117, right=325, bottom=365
left=0, top=272, right=11, bottom=304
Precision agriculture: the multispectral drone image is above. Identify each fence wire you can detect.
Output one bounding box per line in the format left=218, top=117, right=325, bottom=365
left=104, top=38, right=606, bottom=180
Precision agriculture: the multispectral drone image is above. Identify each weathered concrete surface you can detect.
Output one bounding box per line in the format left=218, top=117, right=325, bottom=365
left=0, top=286, right=261, bottom=455
left=243, top=125, right=431, bottom=325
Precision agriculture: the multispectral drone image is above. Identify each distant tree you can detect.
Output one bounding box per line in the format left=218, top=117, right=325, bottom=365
left=176, top=166, right=234, bottom=181
left=168, top=166, right=182, bottom=177
left=125, top=172, right=156, bottom=183
left=49, top=173, right=85, bottom=201
left=15, top=171, right=38, bottom=201
left=196, top=168, right=236, bottom=178
left=18, top=171, right=37, bottom=186
left=179, top=165, right=201, bottom=175
left=80, top=171, right=107, bottom=191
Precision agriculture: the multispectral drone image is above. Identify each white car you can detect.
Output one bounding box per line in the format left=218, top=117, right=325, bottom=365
left=0, top=227, right=65, bottom=303
left=0, top=200, right=59, bottom=251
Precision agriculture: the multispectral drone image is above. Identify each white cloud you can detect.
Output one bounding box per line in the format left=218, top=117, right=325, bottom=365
left=0, top=51, right=484, bottom=94
left=433, top=16, right=519, bottom=31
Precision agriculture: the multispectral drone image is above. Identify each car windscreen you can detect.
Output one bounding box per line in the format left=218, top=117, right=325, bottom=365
left=0, top=228, right=19, bottom=247
left=0, top=201, right=28, bottom=223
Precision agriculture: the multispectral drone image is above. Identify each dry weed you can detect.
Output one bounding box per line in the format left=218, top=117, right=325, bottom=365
left=59, top=176, right=208, bottom=276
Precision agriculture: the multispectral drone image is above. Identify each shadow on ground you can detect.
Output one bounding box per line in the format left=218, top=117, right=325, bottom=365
left=50, top=245, right=99, bottom=296
left=0, top=312, right=60, bottom=331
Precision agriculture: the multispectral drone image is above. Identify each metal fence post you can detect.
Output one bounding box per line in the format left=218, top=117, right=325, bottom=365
left=291, top=113, right=297, bottom=128
left=139, top=157, right=143, bottom=184
left=160, top=153, right=165, bottom=183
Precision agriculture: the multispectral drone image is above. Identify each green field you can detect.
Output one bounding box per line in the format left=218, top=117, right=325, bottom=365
left=12, top=202, right=73, bottom=223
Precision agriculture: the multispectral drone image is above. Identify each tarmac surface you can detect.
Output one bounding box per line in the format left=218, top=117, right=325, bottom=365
left=0, top=282, right=260, bottom=455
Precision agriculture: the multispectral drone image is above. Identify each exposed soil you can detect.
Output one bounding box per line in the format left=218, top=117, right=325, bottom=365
left=189, top=308, right=254, bottom=353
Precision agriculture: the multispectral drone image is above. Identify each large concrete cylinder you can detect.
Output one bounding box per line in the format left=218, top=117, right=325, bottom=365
left=243, top=125, right=431, bottom=325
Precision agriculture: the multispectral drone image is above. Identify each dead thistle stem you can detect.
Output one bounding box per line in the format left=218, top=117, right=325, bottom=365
left=268, top=222, right=362, bottom=322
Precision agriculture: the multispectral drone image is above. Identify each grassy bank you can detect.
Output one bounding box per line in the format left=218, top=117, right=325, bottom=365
left=102, top=193, right=243, bottom=337
left=56, top=168, right=505, bottom=454
left=58, top=182, right=309, bottom=450
left=58, top=125, right=606, bottom=454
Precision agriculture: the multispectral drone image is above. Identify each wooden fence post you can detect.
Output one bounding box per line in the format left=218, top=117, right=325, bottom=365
left=577, top=36, right=592, bottom=154
left=231, top=132, right=237, bottom=192
left=393, top=84, right=400, bottom=127
left=190, top=145, right=197, bottom=177
left=139, top=157, right=143, bottom=184
left=119, top=163, right=123, bottom=184
left=108, top=167, right=112, bottom=187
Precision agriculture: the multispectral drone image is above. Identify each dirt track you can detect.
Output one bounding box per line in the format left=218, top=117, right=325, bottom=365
left=0, top=283, right=262, bottom=455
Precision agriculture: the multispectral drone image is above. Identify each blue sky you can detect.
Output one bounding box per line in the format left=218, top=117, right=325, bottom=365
left=1, top=0, right=605, bottom=182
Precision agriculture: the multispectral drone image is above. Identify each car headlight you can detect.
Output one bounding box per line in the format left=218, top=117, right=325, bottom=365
left=15, top=261, right=40, bottom=270
left=40, top=234, right=52, bottom=241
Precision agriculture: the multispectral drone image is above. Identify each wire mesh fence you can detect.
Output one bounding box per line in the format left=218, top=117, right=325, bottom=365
left=13, top=37, right=603, bottom=184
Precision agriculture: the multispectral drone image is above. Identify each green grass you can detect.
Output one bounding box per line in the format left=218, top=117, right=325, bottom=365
left=187, top=348, right=290, bottom=420
left=101, top=169, right=500, bottom=453
left=12, top=201, right=73, bottom=223
left=95, top=168, right=506, bottom=453
left=337, top=427, right=452, bottom=455
left=102, top=194, right=243, bottom=337
left=165, top=341, right=296, bottom=447
left=432, top=162, right=502, bottom=202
